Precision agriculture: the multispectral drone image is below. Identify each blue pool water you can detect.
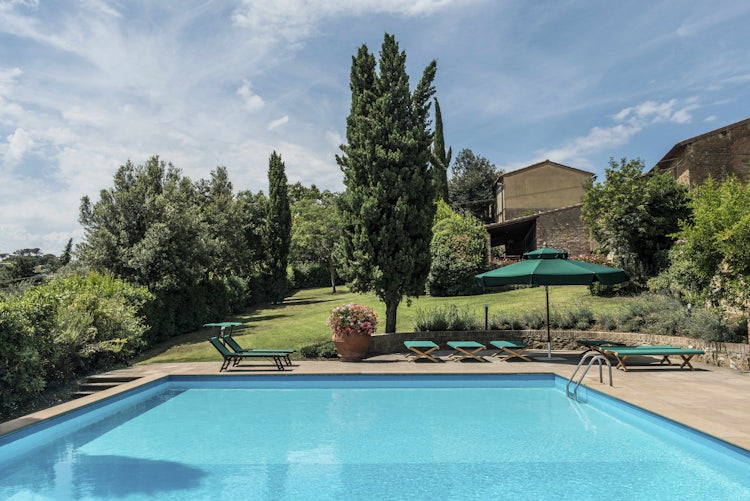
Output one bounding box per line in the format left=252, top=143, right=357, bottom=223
left=1, top=374, right=749, bottom=500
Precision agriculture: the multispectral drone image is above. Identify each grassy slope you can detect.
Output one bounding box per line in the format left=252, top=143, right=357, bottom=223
left=137, top=285, right=633, bottom=364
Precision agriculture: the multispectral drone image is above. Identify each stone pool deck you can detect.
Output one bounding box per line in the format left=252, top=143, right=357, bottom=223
left=2, top=350, right=749, bottom=452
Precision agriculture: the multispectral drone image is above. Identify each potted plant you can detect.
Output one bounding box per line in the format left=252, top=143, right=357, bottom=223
left=327, top=303, right=378, bottom=361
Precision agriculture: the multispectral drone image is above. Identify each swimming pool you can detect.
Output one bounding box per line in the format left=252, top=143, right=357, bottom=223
left=1, top=374, right=749, bottom=500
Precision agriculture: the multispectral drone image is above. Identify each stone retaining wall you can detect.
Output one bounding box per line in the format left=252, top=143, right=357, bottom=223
left=370, top=330, right=750, bottom=371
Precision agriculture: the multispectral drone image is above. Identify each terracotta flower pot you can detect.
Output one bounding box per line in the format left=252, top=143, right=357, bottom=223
left=333, top=334, right=371, bottom=362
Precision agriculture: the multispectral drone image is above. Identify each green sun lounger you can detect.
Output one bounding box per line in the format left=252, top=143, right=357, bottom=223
left=404, top=341, right=440, bottom=362
left=447, top=341, right=488, bottom=362
left=600, top=345, right=705, bottom=372
left=222, top=333, right=295, bottom=366
left=208, top=337, right=288, bottom=371
left=490, top=340, right=531, bottom=362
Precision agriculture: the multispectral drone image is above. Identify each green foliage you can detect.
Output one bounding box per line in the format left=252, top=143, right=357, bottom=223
left=0, top=271, right=151, bottom=419
left=448, top=149, right=500, bottom=222
left=489, top=313, right=523, bottom=330
left=521, top=309, right=547, bottom=330
left=0, top=303, right=46, bottom=419
left=667, top=177, right=750, bottom=311
left=550, top=304, right=595, bottom=330
left=581, top=157, right=688, bottom=285
left=427, top=209, right=488, bottom=296
left=30, top=272, right=152, bottom=372
left=336, top=33, right=437, bottom=332
left=290, top=190, right=341, bottom=292
left=413, top=305, right=479, bottom=331
left=266, top=151, right=292, bottom=303
left=78, top=156, right=265, bottom=338
left=59, top=238, right=73, bottom=267
left=431, top=98, right=451, bottom=203
left=290, top=262, right=331, bottom=289
left=595, top=311, right=618, bottom=331
left=78, top=156, right=212, bottom=292
left=299, top=340, right=338, bottom=359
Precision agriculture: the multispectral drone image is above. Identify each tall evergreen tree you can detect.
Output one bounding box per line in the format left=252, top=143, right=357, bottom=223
left=265, top=151, right=291, bottom=303
left=59, top=238, right=73, bottom=267
left=337, top=33, right=437, bottom=333
left=431, top=98, right=451, bottom=203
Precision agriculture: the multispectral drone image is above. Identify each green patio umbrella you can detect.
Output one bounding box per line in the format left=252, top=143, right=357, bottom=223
left=474, top=247, right=628, bottom=358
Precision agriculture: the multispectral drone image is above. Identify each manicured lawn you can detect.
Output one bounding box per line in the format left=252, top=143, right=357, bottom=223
left=136, top=285, right=634, bottom=364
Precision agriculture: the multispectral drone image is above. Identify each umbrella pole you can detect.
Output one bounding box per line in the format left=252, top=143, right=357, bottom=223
left=545, top=285, right=551, bottom=359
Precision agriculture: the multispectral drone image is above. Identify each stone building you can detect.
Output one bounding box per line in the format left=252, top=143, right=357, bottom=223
left=485, top=160, right=594, bottom=258
left=650, top=116, right=750, bottom=187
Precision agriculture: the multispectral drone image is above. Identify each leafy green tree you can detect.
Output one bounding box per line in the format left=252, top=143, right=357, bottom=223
left=431, top=98, right=451, bottom=203
left=78, top=156, right=211, bottom=292
left=448, top=149, right=499, bottom=222
left=336, top=33, right=437, bottom=333
left=5, top=248, right=42, bottom=280
left=427, top=202, right=488, bottom=296
left=77, top=156, right=224, bottom=338
left=581, top=157, right=688, bottom=285
left=288, top=182, right=323, bottom=205
left=266, top=151, right=292, bottom=303
left=665, top=177, right=750, bottom=325
left=290, top=190, right=341, bottom=292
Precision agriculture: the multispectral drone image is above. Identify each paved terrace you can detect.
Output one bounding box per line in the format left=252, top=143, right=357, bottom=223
left=2, top=350, right=749, bottom=452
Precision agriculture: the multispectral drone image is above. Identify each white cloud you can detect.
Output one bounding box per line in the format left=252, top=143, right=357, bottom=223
left=4, top=127, right=33, bottom=166
left=267, top=115, right=289, bottom=131
left=538, top=98, right=701, bottom=167
left=325, top=130, right=342, bottom=149
left=231, top=0, right=460, bottom=44
left=237, top=81, right=265, bottom=111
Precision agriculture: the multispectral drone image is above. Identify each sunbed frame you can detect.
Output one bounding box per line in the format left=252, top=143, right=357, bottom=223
left=601, top=346, right=705, bottom=372
left=447, top=341, right=487, bottom=362
left=404, top=341, right=440, bottom=362
left=222, top=333, right=295, bottom=366
left=490, top=340, right=531, bottom=362
left=208, top=337, right=287, bottom=371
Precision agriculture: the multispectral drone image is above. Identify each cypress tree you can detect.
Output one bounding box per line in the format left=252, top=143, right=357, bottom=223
left=337, top=33, right=437, bottom=333
left=431, top=98, right=451, bottom=203
left=266, top=151, right=291, bottom=303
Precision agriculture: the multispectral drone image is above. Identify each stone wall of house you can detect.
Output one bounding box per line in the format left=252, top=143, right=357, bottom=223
left=370, top=330, right=750, bottom=371
left=666, top=124, right=750, bottom=187
left=534, top=206, right=591, bottom=256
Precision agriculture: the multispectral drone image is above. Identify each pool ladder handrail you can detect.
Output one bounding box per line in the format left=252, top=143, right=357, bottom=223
left=566, top=352, right=612, bottom=400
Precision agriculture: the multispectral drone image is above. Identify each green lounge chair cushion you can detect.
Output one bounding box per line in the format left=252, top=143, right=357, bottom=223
left=404, top=341, right=439, bottom=349
left=447, top=341, right=484, bottom=349
left=490, top=340, right=526, bottom=349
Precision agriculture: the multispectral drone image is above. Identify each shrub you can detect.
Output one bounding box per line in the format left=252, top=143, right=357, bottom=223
left=522, top=310, right=547, bottom=330
left=427, top=208, right=488, bottom=296
left=290, top=262, right=331, bottom=289
left=37, top=272, right=153, bottom=373
left=489, top=314, right=522, bottom=330
left=683, top=309, right=728, bottom=342
left=595, top=312, right=618, bottom=331
left=300, top=341, right=338, bottom=359
left=0, top=303, right=46, bottom=420
left=413, top=305, right=479, bottom=331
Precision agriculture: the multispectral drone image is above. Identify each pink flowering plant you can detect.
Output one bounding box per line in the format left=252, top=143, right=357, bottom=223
left=327, top=303, right=378, bottom=341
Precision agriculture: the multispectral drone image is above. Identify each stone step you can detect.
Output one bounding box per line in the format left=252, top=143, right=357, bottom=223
left=77, top=381, right=120, bottom=392
left=84, top=375, right=140, bottom=383
left=71, top=391, right=97, bottom=399
left=73, top=374, right=141, bottom=399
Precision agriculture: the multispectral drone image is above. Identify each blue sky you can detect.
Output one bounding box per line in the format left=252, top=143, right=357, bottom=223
left=2, top=0, right=750, bottom=254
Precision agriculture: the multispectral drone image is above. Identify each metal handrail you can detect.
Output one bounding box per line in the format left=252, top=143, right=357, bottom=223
left=566, top=352, right=612, bottom=401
